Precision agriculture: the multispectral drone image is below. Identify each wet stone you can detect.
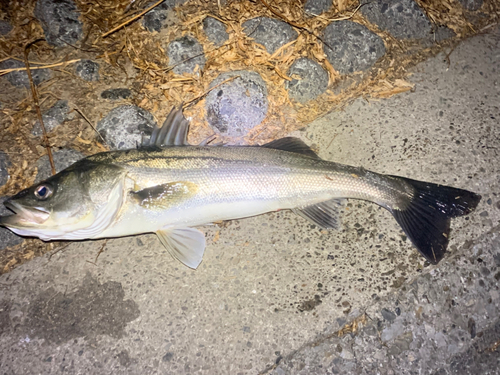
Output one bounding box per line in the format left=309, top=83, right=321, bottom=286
left=0, top=197, right=24, bottom=248
left=75, top=59, right=100, bottom=81
left=34, top=0, right=83, bottom=47
left=0, top=19, right=13, bottom=35
left=167, top=35, right=206, bottom=75
left=97, top=105, right=156, bottom=149
left=304, top=0, right=332, bottom=15
left=361, top=0, right=432, bottom=40
left=0, top=59, right=52, bottom=88
left=458, top=0, right=483, bottom=11
left=323, top=21, right=386, bottom=74
left=0, top=151, right=10, bottom=187
left=243, top=17, right=298, bottom=54
left=32, top=100, right=72, bottom=136
left=101, top=88, right=132, bottom=100
left=286, top=58, right=328, bottom=103
left=203, top=17, right=229, bottom=46
left=205, top=70, right=268, bottom=138
left=35, top=148, right=85, bottom=182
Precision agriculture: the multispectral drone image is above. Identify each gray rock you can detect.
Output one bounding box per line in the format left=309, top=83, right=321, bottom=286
left=142, top=0, right=186, bottom=32
left=433, top=26, right=456, bottom=42
left=0, top=197, right=24, bottom=248
left=100, top=88, right=132, bottom=100
left=34, top=0, right=83, bottom=47
left=361, top=0, right=432, bottom=40
left=243, top=17, right=298, bottom=54
left=0, top=59, right=52, bottom=88
left=286, top=58, right=328, bottom=103
left=0, top=19, right=13, bottom=35
left=75, top=59, right=100, bottom=81
left=203, top=17, right=229, bottom=46
left=32, top=100, right=71, bottom=136
left=458, top=0, right=483, bottom=11
left=323, top=21, right=386, bottom=74
left=381, top=307, right=397, bottom=322
left=0, top=151, right=10, bottom=187
left=304, top=0, right=332, bottom=15
left=205, top=70, right=268, bottom=137
left=96, top=105, right=156, bottom=149
left=167, top=35, right=206, bottom=75
left=35, top=148, right=84, bottom=183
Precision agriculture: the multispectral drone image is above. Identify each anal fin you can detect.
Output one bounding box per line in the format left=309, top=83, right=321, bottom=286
left=293, top=199, right=344, bottom=230
left=156, top=227, right=206, bottom=269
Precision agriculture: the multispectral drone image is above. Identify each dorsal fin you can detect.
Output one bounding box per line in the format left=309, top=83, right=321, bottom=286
left=142, top=106, right=190, bottom=147
left=262, top=137, right=318, bottom=158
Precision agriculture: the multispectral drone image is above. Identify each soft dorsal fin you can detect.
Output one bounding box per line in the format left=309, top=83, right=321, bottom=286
left=142, top=106, right=190, bottom=147
left=262, top=137, right=318, bottom=158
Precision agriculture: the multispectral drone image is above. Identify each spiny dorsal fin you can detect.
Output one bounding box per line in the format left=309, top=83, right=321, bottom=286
left=142, top=106, right=190, bottom=147
left=262, top=137, right=318, bottom=158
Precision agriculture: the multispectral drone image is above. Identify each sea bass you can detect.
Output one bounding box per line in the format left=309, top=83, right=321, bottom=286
left=0, top=108, right=481, bottom=268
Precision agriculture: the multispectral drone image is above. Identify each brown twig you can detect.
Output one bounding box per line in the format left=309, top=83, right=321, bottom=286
left=102, top=0, right=165, bottom=37
left=94, top=240, right=108, bottom=263
left=0, top=59, right=81, bottom=76
left=23, top=40, right=56, bottom=175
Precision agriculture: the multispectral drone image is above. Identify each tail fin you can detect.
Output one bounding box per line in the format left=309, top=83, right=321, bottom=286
left=389, top=176, right=481, bottom=264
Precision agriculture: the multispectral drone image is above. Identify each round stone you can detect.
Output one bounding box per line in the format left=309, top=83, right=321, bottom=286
left=361, top=0, right=432, bottom=40
left=167, top=36, right=206, bottom=75
left=243, top=17, right=298, bottom=54
left=286, top=58, right=328, bottom=103
left=205, top=71, right=268, bottom=137
left=203, top=17, right=229, bottom=46
left=75, top=60, right=100, bottom=81
left=34, top=0, right=83, bottom=47
left=97, top=105, right=157, bottom=150
left=35, top=148, right=85, bottom=183
left=323, top=21, right=386, bottom=74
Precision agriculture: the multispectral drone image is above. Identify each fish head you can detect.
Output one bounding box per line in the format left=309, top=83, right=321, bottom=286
left=1, top=159, right=127, bottom=241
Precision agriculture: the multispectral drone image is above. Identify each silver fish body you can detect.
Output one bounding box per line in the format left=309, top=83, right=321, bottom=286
left=0, top=108, right=481, bottom=268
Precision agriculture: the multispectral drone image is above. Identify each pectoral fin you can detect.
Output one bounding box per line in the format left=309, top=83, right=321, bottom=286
left=130, top=181, right=198, bottom=210
left=156, top=227, right=206, bottom=269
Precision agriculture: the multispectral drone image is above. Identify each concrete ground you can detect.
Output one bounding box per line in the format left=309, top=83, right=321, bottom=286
left=1, top=28, right=499, bottom=375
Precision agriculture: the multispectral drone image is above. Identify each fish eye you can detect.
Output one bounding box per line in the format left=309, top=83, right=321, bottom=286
left=34, top=184, right=53, bottom=200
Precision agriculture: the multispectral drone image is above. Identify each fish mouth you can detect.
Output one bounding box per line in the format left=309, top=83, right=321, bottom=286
left=0, top=200, right=50, bottom=227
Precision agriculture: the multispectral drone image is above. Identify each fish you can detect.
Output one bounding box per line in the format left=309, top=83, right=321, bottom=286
left=0, top=107, right=481, bottom=268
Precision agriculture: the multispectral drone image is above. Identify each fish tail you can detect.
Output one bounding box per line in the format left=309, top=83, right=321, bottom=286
left=389, top=176, right=481, bottom=264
